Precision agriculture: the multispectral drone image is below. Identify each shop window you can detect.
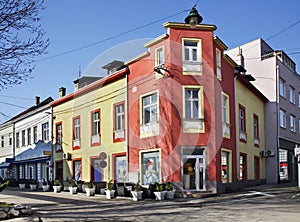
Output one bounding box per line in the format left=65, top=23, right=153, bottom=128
left=239, top=154, right=247, bottom=181
left=73, top=159, right=82, bottom=181
left=141, top=150, right=160, bottom=185
left=221, top=150, right=231, bottom=183
left=114, top=155, right=127, bottom=182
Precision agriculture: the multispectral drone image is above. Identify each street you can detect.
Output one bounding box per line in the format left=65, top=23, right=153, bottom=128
left=1, top=183, right=300, bottom=222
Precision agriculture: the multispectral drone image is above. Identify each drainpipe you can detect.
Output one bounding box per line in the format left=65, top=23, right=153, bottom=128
left=276, top=64, right=280, bottom=184
left=234, top=74, right=239, bottom=182
left=125, top=73, right=129, bottom=181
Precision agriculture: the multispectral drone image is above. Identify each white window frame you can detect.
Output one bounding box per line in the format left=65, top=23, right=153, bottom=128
left=216, top=48, right=222, bottom=79
left=155, top=46, right=165, bottom=79
left=182, top=38, right=202, bottom=75
left=42, top=122, right=49, bottom=142
left=182, top=85, right=204, bottom=133
left=115, top=104, right=125, bottom=131
left=289, top=86, right=295, bottom=104
left=73, top=117, right=80, bottom=141
left=290, top=114, right=296, bottom=132
left=221, top=92, right=230, bottom=138
left=140, top=90, right=159, bottom=138
left=279, top=109, right=286, bottom=128
left=91, top=111, right=100, bottom=136
left=279, top=78, right=286, bottom=98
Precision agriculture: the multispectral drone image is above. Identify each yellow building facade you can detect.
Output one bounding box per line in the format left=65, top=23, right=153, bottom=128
left=51, top=68, right=128, bottom=184
left=236, top=74, right=267, bottom=182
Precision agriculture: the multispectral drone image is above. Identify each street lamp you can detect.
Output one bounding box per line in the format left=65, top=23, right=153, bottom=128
left=184, top=6, right=203, bottom=28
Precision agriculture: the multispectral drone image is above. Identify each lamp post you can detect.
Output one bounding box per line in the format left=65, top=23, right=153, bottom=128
left=184, top=6, right=203, bottom=28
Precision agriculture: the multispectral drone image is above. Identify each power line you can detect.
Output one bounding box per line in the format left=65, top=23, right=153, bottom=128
left=0, top=95, right=33, bottom=100
left=0, top=101, right=27, bottom=109
left=35, top=8, right=190, bottom=62
left=265, top=20, right=300, bottom=41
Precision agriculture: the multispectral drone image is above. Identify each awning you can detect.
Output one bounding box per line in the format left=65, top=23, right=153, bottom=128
left=14, top=140, right=52, bottom=165
left=0, top=162, right=10, bottom=169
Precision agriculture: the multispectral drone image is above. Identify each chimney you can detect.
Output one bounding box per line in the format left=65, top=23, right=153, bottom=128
left=59, top=87, right=66, bottom=97
left=35, top=96, right=40, bottom=105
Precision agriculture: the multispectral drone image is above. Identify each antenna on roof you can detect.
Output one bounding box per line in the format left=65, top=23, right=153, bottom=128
left=78, top=66, right=81, bottom=78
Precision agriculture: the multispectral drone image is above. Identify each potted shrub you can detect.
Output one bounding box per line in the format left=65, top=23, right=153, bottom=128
left=105, top=179, right=115, bottom=199
left=29, top=179, right=37, bottom=191
left=165, top=182, right=175, bottom=199
left=18, top=179, right=26, bottom=190
left=131, top=181, right=143, bottom=201
left=53, top=179, right=61, bottom=193
left=68, top=179, right=77, bottom=194
left=85, top=181, right=95, bottom=196
left=42, top=179, right=50, bottom=192
left=153, top=183, right=166, bottom=200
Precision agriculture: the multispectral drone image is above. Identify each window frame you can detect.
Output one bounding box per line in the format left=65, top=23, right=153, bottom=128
left=182, top=38, right=202, bottom=75
left=21, top=130, right=25, bottom=147
left=279, top=109, right=286, bottom=128
left=290, top=114, right=296, bottom=132
left=216, top=48, right=222, bottom=79
left=279, top=78, right=286, bottom=98
left=239, top=104, right=247, bottom=143
left=221, top=92, right=230, bottom=138
left=113, top=102, right=125, bottom=142
left=55, top=122, right=62, bottom=153
left=289, top=85, right=295, bottom=104
left=91, top=109, right=101, bottom=147
left=182, top=85, right=204, bottom=133
left=27, top=128, right=31, bottom=145
left=72, top=116, right=81, bottom=149
left=42, top=122, right=49, bottom=142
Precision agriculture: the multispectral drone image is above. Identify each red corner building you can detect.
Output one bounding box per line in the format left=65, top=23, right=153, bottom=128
left=126, top=19, right=236, bottom=194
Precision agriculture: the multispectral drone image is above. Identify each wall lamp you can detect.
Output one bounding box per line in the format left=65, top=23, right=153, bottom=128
left=184, top=6, right=203, bottom=28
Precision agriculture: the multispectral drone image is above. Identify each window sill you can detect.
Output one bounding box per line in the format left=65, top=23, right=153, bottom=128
left=183, top=119, right=204, bottom=133
left=140, top=122, right=159, bottom=138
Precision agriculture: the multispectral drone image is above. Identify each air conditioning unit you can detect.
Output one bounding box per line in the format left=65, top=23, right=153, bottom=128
left=266, top=150, right=275, bottom=157
left=259, top=151, right=266, bottom=158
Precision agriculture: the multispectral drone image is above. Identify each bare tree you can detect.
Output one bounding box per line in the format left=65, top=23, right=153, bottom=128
left=0, top=0, right=49, bottom=89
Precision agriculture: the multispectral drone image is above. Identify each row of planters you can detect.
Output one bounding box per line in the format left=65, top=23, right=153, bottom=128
left=16, top=179, right=176, bottom=201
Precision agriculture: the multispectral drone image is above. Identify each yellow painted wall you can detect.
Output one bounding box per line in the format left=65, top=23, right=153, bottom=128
left=53, top=76, right=127, bottom=182
left=236, top=79, right=266, bottom=180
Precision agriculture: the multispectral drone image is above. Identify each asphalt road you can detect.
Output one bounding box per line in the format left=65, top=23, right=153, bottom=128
left=1, top=183, right=300, bottom=222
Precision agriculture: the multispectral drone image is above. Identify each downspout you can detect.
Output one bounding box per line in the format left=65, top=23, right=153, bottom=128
left=13, top=123, right=16, bottom=180
left=125, top=73, right=129, bottom=181
left=276, top=64, right=280, bottom=184
left=234, top=74, right=239, bottom=182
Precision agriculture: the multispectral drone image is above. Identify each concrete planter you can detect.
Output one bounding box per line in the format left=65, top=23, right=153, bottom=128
left=166, top=190, right=175, bottom=199
left=154, top=191, right=167, bottom=200
left=42, top=185, right=50, bottom=192
left=131, top=191, right=143, bottom=201
left=69, top=187, right=77, bottom=194
left=105, top=190, right=115, bottom=199
left=53, top=186, right=61, bottom=193
left=30, top=184, right=37, bottom=191
left=85, top=187, right=95, bottom=196
left=19, top=184, right=25, bottom=190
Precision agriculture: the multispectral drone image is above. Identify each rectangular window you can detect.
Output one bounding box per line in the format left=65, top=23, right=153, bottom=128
left=73, top=159, right=82, bottom=181
left=239, top=106, right=246, bottom=132
left=290, top=114, right=296, bottom=132
left=239, top=154, right=247, bottom=181
left=289, top=86, right=295, bottom=104
left=222, top=93, right=230, bottom=137
left=73, top=116, right=80, bottom=149
left=253, top=114, right=259, bottom=139
left=182, top=39, right=202, bottom=73
left=142, top=93, right=158, bottom=125
left=280, top=109, right=286, bottom=128
left=221, top=150, right=231, bottom=183
left=216, top=48, right=222, bottom=79
left=42, top=123, right=49, bottom=141
left=299, top=119, right=300, bottom=133
left=91, top=111, right=100, bottom=136
left=16, top=132, right=20, bottom=148
left=298, top=93, right=300, bottom=108
left=9, top=133, right=12, bottom=146
left=114, top=155, right=127, bottom=182
left=279, top=78, right=286, bottom=98
left=33, top=126, right=38, bottom=143
left=27, top=128, right=31, bottom=145
left=21, top=130, right=25, bottom=147
left=115, top=104, right=124, bottom=131
left=156, top=47, right=164, bottom=66
left=141, top=150, right=160, bottom=185
left=185, top=89, right=200, bottom=119
left=1, top=136, right=4, bottom=148
left=56, top=122, right=62, bottom=152
left=91, top=110, right=100, bottom=146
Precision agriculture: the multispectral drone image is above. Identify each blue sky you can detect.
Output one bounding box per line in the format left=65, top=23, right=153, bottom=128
left=0, top=0, right=299, bottom=123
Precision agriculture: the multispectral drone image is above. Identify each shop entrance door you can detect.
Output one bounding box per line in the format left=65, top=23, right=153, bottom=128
left=182, top=155, right=204, bottom=190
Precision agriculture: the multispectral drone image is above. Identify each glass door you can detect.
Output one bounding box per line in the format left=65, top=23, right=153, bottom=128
left=182, top=155, right=204, bottom=190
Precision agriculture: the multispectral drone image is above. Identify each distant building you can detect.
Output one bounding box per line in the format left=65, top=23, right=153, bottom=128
left=227, top=38, right=300, bottom=183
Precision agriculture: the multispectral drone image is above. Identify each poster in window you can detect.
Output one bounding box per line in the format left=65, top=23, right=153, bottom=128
left=74, top=160, right=82, bottom=181
left=142, top=151, right=160, bottom=184
left=115, top=156, right=127, bottom=182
